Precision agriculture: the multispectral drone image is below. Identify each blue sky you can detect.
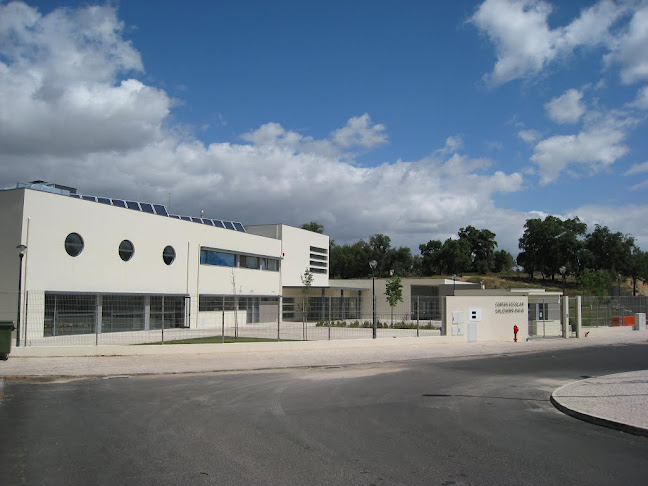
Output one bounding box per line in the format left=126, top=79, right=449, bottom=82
left=1, top=0, right=647, bottom=254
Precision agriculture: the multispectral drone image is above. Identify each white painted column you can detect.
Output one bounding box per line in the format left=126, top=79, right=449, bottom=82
left=575, top=296, right=582, bottom=338
left=562, top=296, right=569, bottom=339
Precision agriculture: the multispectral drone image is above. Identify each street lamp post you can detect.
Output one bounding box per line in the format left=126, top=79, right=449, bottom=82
left=369, top=260, right=377, bottom=339
left=16, top=244, right=27, bottom=347
left=559, top=266, right=567, bottom=295
left=452, top=274, right=456, bottom=293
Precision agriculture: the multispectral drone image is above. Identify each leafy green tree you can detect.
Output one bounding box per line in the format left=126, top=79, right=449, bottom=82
left=300, top=268, right=314, bottom=334
left=437, top=238, right=472, bottom=275
left=384, top=274, right=404, bottom=326
left=458, top=226, right=497, bottom=274
left=300, top=221, right=324, bottom=234
left=627, top=248, right=648, bottom=296
left=493, top=250, right=515, bottom=273
left=329, top=240, right=372, bottom=278
left=579, top=269, right=610, bottom=296
left=585, top=225, right=635, bottom=275
left=518, top=216, right=586, bottom=280
left=419, top=239, right=443, bottom=275
left=369, top=234, right=391, bottom=277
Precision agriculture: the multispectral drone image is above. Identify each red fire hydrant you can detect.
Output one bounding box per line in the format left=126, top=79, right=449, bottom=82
left=513, top=324, right=519, bottom=342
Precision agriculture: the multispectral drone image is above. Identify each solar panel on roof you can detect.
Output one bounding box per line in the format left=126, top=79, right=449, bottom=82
left=97, top=197, right=111, bottom=205
left=202, top=219, right=214, bottom=226
left=81, top=195, right=96, bottom=202
left=153, top=204, right=168, bottom=216
left=125, top=201, right=140, bottom=210
left=111, top=199, right=126, bottom=208
left=223, top=221, right=235, bottom=230
left=140, top=202, right=155, bottom=214
left=190, top=217, right=203, bottom=223
left=212, top=220, right=225, bottom=228
left=233, top=222, right=246, bottom=232
left=180, top=216, right=191, bottom=221
left=70, top=194, right=81, bottom=199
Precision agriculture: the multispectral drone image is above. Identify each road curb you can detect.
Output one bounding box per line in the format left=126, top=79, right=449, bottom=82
left=551, top=380, right=648, bottom=438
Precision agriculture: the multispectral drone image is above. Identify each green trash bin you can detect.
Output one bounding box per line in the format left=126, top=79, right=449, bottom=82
left=0, top=321, right=16, bottom=361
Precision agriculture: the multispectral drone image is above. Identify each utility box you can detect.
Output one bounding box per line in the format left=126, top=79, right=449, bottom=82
left=634, top=313, right=646, bottom=331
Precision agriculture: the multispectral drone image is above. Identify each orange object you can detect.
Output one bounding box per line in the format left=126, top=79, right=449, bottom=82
left=610, top=316, right=635, bottom=327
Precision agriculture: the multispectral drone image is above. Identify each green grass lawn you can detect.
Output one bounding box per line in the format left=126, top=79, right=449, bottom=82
left=140, top=336, right=285, bottom=345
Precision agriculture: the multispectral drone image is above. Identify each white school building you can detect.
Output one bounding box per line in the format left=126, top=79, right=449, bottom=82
left=1, top=181, right=575, bottom=345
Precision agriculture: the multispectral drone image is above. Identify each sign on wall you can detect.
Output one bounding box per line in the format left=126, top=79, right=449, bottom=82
left=494, top=300, right=525, bottom=315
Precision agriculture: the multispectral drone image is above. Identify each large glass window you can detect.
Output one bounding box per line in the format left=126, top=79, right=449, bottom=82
left=240, top=255, right=259, bottom=269
left=64, top=233, right=84, bottom=257
left=200, top=249, right=236, bottom=267
left=119, top=240, right=134, bottom=261
left=262, top=258, right=279, bottom=271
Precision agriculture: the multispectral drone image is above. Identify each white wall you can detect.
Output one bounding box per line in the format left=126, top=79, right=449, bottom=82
left=278, top=225, right=329, bottom=287
left=445, top=295, right=528, bottom=342
left=17, top=188, right=282, bottom=297
left=0, top=189, right=25, bottom=324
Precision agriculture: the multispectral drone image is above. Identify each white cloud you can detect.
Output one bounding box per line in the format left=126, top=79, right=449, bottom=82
left=518, top=129, right=542, bottom=144
left=470, top=0, right=632, bottom=86
left=331, top=113, right=388, bottom=150
left=570, top=203, right=648, bottom=249
left=0, top=2, right=168, bottom=156
left=631, top=85, right=648, bottom=109
left=544, top=89, right=585, bottom=124
left=625, top=161, right=648, bottom=176
left=530, top=115, right=631, bottom=185
left=604, top=5, right=648, bottom=85
left=0, top=2, right=527, bottom=254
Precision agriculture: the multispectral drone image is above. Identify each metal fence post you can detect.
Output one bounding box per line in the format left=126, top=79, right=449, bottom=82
left=277, top=296, right=281, bottom=342
left=161, top=295, right=165, bottom=344
left=416, top=296, right=420, bottom=337
left=222, top=296, right=225, bottom=344
left=328, top=296, right=331, bottom=341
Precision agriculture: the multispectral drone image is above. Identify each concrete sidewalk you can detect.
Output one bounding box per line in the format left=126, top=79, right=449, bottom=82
left=1, top=327, right=647, bottom=378
left=551, top=370, right=648, bottom=437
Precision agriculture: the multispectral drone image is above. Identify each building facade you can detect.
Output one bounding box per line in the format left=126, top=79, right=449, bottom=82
left=0, top=183, right=328, bottom=342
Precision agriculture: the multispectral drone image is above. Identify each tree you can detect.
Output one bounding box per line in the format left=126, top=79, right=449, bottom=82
left=419, top=239, right=442, bottom=276
left=458, top=226, right=497, bottom=274
left=329, top=240, right=372, bottom=278
left=300, top=221, right=324, bottom=234
left=518, top=216, right=585, bottom=280
left=300, top=268, right=314, bottom=339
left=384, top=274, right=403, bottom=326
left=369, top=234, right=391, bottom=277
left=579, top=269, right=609, bottom=297
left=493, top=250, right=515, bottom=273
left=436, top=238, right=472, bottom=275
left=627, top=248, right=648, bottom=296
left=585, top=225, right=635, bottom=275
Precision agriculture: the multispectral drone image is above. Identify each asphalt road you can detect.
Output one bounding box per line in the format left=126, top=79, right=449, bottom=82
left=2, top=343, right=648, bottom=485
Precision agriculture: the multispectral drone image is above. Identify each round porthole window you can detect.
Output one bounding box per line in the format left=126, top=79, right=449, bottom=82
left=163, top=245, right=175, bottom=265
left=119, top=240, right=135, bottom=262
left=64, top=233, right=84, bottom=257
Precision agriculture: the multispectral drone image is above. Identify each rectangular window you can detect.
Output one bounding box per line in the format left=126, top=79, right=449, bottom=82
left=310, top=254, right=327, bottom=261
left=310, top=267, right=327, bottom=274
left=240, top=255, right=259, bottom=269
left=310, top=260, right=327, bottom=268
left=200, top=250, right=236, bottom=267
left=310, top=246, right=327, bottom=254
left=261, top=258, right=280, bottom=271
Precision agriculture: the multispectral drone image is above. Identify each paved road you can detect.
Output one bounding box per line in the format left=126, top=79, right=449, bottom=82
left=2, top=343, right=648, bottom=485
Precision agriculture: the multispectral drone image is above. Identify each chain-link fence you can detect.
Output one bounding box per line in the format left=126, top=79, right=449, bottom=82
left=3, top=292, right=444, bottom=346
left=581, top=295, right=648, bottom=327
